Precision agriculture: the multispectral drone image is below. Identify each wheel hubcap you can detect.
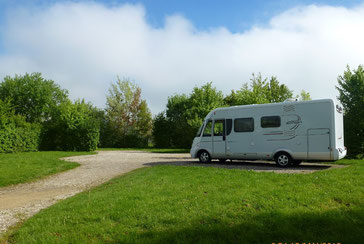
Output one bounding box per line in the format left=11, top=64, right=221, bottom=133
left=278, top=155, right=289, bottom=166
left=200, top=152, right=209, bottom=162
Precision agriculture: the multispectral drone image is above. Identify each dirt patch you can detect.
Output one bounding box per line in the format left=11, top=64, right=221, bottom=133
left=0, top=151, right=346, bottom=235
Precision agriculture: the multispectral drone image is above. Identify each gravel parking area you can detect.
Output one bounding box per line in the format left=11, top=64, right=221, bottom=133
left=0, top=151, right=345, bottom=235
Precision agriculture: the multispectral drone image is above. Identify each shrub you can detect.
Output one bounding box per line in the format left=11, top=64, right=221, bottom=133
left=0, top=99, right=41, bottom=153
left=40, top=100, right=100, bottom=151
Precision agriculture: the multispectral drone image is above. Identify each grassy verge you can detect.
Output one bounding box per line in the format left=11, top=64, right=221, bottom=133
left=0, top=151, right=94, bottom=187
left=97, top=148, right=189, bottom=153
left=4, top=158, right=364, bottom=243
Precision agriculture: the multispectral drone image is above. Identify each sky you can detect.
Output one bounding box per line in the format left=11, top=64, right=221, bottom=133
left=0, top=0, right=363, bottom=114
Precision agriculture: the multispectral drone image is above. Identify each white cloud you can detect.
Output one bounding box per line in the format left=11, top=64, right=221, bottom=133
left=0, top=2, right=364, bottom=113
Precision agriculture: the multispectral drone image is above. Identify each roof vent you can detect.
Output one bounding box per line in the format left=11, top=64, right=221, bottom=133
left=283, top=105, right=295, bottom=112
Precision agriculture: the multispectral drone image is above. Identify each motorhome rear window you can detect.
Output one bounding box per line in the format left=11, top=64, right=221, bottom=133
left=234, top=118, right=254, bottom=132
left=261, top=116, right=281, bottom=128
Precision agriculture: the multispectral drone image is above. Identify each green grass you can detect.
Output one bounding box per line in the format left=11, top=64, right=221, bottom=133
left=98, top=148, right=190, bottom=153
left=4, top=159, right=364, bottom=243
left=0, top=151, right=94, bottom=187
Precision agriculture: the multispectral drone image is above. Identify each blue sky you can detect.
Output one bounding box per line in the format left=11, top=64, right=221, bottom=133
left=0, top=0, right=363, bottom=113
left=1, top=0, right=363, bottom=33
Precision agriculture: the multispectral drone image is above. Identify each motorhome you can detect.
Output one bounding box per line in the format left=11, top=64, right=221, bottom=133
left=190, top=99, right=347, bottom=167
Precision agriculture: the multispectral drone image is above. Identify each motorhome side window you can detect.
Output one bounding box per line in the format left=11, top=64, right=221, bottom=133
left=226, top=119, right=232, bottom=135
left=234, top=118, right=254, bottom=132
left=213, top=120, right=224, bottom=136
left=261, top=116, right=281, bottom=128
left=203, top=120, right=212, bottom=136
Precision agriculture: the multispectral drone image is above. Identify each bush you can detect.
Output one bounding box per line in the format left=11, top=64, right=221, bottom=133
left=0, top=99, right=41, bottom=153
left=40, top=100, right=100, bottom=151
left=152, top=112, right=172, bottom=148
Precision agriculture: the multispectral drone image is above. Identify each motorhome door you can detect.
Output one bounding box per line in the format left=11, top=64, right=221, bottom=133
left=308, top=128, right=331, bottom=160
left=212, top=119, right=226, bottom=158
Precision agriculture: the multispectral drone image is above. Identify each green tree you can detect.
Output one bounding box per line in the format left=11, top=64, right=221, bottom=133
left=104, top=78, right=152, bottom=148
left=155, top=83, right=226, bottom=148
left=0, top=73, right=69, bottom=123
left=41, top=100, right=100, bottom=151
left=0, top=99, right=41, bottom=153
left=225, top=73, right=293, bottom=106
left=165, top=94, right=194, bottom=148
left=336, top=65, right=364, bottom=158
left=185, top=82, right=226, bottom=130
left=298, top=90, right=312, bottom=101
left=152, top=112, right=172, bottom=148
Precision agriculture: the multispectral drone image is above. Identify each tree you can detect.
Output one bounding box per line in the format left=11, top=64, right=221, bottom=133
left=0, top=73, right=69, bottom=123
left=224, top=73, right=293, bottom=106
left=0, top=99, right=41, bottom=152
left=186, top=82, right=226, bottom=131
left=40, top=100, right=100, bottom=151
left=152, top=112, right=172, bottom=148
left=154, top=82, right=226, bottom=148
left=103, top=78, right=152, bottom=148
left=298, top=90, right=312, bottom=101
left=336, top=65, right=364, bottom=158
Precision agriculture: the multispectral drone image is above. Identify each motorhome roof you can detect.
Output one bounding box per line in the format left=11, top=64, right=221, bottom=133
left=205, top=98, right=335, bottom=119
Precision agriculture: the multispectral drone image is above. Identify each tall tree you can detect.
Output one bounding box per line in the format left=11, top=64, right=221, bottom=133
left=165, top=94, right=193, bottom=148
left=186, top=82, right=226, bottom=130
left=154, top=82, right=226, bottom=148
left=0, top=73, right=69, bottom=123
left=298, top=90, right=312, bottom=101
left=104, top=78, right=152, bottom=147
left=41, top=99, right=100, bottom=151
left=336, top=65, right=364, bottom=158
left=225, top=73, right=293, bottom=106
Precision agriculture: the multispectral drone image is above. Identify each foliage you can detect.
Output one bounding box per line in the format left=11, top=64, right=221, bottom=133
left=40, top=100, right=100, bottom=151
left=0, top=99, right=41, bottom=153
left=298, top=90, right=312, bottom=101
left=0, top=151, right=94, bottom=187
left=6, top=159, right=364, bottom=243
left=0, top=73, right=69, bottom=123
left=336, top=65, right=364, bottom=158
left=224, top=73, right=294, bottom=106
left=165, top=94, right=195, bottom=148
left=152, top=112, right=172, bottom=148
left=186, top=82, right=225, bottom=130
left=102, top=78, right=152, bottom=148
left=153, top=83, right=225, bottom=148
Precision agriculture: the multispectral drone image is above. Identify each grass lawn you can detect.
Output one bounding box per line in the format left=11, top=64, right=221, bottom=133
left=3, top=159, right=364, bottom=243
left=98, top=148, right=190, bottom=153
left=0, top=151, right=94, bottom=187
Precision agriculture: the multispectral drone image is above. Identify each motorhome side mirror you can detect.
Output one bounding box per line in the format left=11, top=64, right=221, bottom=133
left=223, top=135, right=226, bottom=141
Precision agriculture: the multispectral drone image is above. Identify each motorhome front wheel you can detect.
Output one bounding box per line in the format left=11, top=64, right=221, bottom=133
left=198, top=151, right=211, bottom=163
left=275, top=152, right=292, bottom=167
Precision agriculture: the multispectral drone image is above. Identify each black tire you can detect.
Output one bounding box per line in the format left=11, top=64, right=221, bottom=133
left=219, top=159, right=226, bottom=163
left=198, top=151, right=211, bottom=163
left=275, top=152, right=292, bottom=167
left=293, top=160, right=302, bottom=166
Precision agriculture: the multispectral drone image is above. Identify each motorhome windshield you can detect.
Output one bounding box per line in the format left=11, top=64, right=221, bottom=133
left=196, top=123, right=204, bottom=137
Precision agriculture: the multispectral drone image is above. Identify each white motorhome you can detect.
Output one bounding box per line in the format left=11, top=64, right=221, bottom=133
left=190, top=99, right=347, bottom=167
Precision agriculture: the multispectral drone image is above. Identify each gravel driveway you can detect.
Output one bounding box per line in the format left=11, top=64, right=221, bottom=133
left=0, top=150, right=345, bottom=234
